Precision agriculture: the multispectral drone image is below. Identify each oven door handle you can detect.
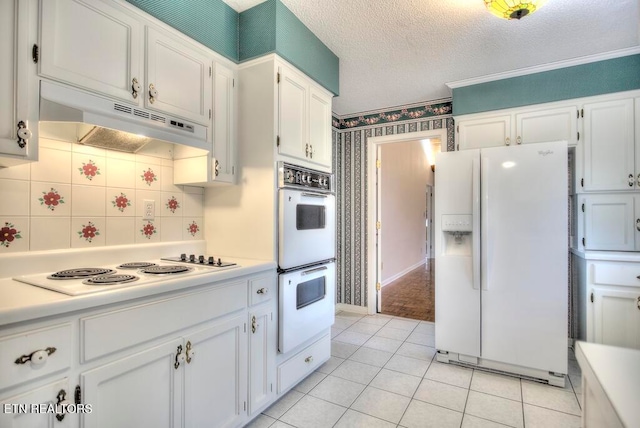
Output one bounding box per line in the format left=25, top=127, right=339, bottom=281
left=301, top=266, right=328, bottom=275
left=301, top=192, right=328, bottom=198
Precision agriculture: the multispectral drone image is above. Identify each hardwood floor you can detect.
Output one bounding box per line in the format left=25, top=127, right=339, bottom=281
left=380, top=259, right=435, bottom=322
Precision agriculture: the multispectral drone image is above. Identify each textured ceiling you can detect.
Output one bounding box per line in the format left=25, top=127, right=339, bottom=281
left=223, top=0, right=640, bottom=116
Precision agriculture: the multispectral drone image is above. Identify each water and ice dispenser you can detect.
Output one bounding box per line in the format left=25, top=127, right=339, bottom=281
left=441, top=214, right=472, bottom=256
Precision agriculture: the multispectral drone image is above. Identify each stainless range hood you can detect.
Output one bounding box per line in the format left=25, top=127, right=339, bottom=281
left=39, top=80, right=209, bottom=154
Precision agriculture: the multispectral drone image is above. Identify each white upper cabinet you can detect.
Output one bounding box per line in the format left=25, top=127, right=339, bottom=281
left=145, top=27, right=212, bottom=126
left=515, top=105, right=578, bottom=146
left=212, top=62, right=236, bottom=183
left=456, top=104, right=579, bottom=151
left=582, top=194, right=639, bottom=251
left=278, top=63, right=333, bottom=170
left=457, top=114, right=512, bottom=149
left=0, top=0, right=38, bottom=167
left=582, top=98, right=635, bottom=192
left=40, top=0, right=143, bottom=105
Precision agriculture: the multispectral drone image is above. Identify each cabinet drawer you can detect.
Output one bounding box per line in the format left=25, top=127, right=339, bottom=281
left=591, top=262, right=640, bottom=287
left=0, top=323, right=72, bottom=390
left=249, top=275, right=273, bottom=306
left=277, top=334, right=330, bottom=394
left=81, top=280, right=247, bottom=362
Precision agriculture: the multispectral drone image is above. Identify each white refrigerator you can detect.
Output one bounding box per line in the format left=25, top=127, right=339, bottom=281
left=434, top=141, right=568, bottom=386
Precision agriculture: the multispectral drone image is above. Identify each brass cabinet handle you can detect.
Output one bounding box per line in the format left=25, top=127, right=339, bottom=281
left=55, top=389, right=70, bottom=422
left=505, top=137, right=510, bottom=146
left=629, top=174, right=634, bottom=187
left=637, top=296, right=640, bottom=310
left=16, top=121, right=31, bottom=148
left=149, top=83, right=158, bottom=103
left=304, top=356, right=313, bottom=363
left=131, top=77, right=141, bottom=99
left=214, top=159, right=220, bottom=177
left=309, top=144, right=314, bottom=158
left=185, top=341, right=194, bottom=364
left=636, top=219, right=640, bottom=232
left=637, top=174, right=640, bottom=187
left=516, top=136, right=522, bottom=145
left=251, top=315, right=259, bottom=333
left=256, top=287, right=268, bottom=294
left=15, top=347, right=56, bottom=365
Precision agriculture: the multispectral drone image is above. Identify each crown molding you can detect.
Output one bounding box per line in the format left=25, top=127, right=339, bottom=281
left=446, top=46, right=640, bottom=89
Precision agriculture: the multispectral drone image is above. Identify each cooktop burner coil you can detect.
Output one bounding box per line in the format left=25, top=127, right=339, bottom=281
left=140, top=265, right=192, bottom=275
left=48, top=268, right=117, bottom=280
left=117, top=262, right=158, bottom=269
left=83, top=274, right=139, bottom=286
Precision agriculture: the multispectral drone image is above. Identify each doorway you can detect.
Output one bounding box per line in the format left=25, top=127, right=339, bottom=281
left=366, top=129, right=445, bottom=320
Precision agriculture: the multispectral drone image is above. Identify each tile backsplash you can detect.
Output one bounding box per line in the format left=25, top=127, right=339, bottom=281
left=0, top=139, right=204, bottom=253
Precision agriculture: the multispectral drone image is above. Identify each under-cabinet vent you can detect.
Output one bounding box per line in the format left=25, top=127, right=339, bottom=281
left=113, top=103, right=132, bottom=115
left=133, top=109, right=150, bottom=119
left=150, top=114, right=166, bottom=124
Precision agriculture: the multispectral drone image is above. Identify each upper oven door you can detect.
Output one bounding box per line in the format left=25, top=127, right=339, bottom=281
left=278, top=188, right=335, bottom=270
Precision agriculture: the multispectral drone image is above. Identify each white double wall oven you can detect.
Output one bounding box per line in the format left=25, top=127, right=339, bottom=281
left=277, top=163, right=336, bottom=354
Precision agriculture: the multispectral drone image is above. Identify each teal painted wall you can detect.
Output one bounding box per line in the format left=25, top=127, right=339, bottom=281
left=453, top=54, right=640, bottom=115
left=239, top=0, right=340, bottom=95
left=125, top=0, right=239, bottom=62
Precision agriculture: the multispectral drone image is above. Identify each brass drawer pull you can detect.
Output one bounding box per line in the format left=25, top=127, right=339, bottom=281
left=256, top=287, right=268, bottom=294
left=304, top=356, right=313, bottom=363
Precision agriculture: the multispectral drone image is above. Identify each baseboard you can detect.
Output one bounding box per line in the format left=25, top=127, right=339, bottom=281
left=335, top=303, right=369, bottom=315
left=381, top=260, right=426, bottom=286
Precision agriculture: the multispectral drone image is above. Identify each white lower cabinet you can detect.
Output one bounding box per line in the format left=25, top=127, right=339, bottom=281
left=0, top=378, right=71, bottom=428
left=277, top=334, right=330, bottom=394
left=183, top=314, right=247, bottom=428
left=586, top=260, right=640, bottom=349
left=0, top=268, right=278, bottom=428
left=81, top=339, right=181, bottom=428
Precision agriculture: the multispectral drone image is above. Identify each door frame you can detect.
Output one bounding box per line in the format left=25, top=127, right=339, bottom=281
left=366, top=129, right=447, bottom=314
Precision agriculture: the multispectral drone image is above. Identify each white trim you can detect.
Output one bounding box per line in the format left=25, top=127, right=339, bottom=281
left=446, top=46, right=640, bottom=89
left=382, top=260, right=426, bottom=287
left=335, top=303, right=369, bottom=315
left=367, top=129, right=447, bottom=316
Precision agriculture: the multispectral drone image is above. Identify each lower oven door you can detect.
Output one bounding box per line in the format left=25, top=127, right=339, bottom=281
left=278, top=188, right=336, bottom=270
left=279, top=261, right=335, bottom=353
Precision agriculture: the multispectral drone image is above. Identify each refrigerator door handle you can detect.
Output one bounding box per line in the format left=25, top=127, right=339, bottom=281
left=472, top=157, right=481, bottom=290
left=480, top=157, right=489, bottom=291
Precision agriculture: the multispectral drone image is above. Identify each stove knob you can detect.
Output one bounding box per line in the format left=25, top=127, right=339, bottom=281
left=180, top=253, right=187, bottom=261
left=198, top=255, right=205, bottom=264
left=217, top=258, right=222, bottom=266
left=189, top=254, right=195, bottom=262
left=208, top=256, right=215, bottom=265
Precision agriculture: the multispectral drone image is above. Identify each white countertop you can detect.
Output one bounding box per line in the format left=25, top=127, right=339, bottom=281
left=575, top=341, right=640, bottom=428
left=0, top=242, right=276, bottom=328
left=570, top=248, right=640, bottom=262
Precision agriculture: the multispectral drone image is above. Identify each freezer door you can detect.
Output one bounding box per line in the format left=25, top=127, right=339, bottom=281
left=434, top=149, right=481, bottom=357
left=480, top=141, right=568, bottom=374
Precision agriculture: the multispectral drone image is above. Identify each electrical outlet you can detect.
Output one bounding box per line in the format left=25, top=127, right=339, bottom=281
left=143, top=200, right=155, bottom=220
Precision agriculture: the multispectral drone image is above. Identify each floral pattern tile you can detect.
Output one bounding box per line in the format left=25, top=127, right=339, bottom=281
left=140, top=220, right=157, bottom=239
left=1, top=221, right=22, bottom=248
left=78, top=221, right=100, bottom=243
left=78, top=160, right=101, bottom=181
left=166, top=196, right=180, bottom=214
left=39, top=188, right=65, bottom=211
left=186, top=221, right=200, bottom=237
left=141, top=168, right=158, bottom=186
left=112, top=192, right=132, bottom=213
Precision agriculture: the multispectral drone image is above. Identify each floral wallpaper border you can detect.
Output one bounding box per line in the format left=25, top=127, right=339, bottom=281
left=332, top=99, right=452, bottom=130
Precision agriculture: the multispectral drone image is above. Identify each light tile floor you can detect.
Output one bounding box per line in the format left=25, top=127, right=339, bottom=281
left=249, top=312, right=582, bottom=428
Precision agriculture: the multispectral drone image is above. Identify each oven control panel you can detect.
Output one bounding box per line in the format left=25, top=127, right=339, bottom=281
left=279, top=162, right=332, bottom=192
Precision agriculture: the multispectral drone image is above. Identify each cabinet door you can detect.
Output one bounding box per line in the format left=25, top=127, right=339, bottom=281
left=583, top=194, right=636, bottom=251
left=183, top=314, right=247, bottom=428
left=0, top=379, right=71, bottom=428
left=212, top=62, right=236, bottom=183
left=248, top=304, right=276, bottom=416
left=515, top=105, right=578, bottom=146
left=0, top=0, right=37, bottom=165
left=278, top=66, right=308, bottom=160
left=40, top=0, right=142, bottom=105
left=145, top=27, right=212, bottom=126
left=457, top=114, right=512, bottom=150
left=592, top=286, right=640, bottom=349
left=81, top=339, right=182, bottom=428
left=582, top=99, right=635, bottom=191
left=308, top=87, right=333, bottom=168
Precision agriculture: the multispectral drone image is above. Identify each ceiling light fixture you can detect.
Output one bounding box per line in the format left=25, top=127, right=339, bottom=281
left=484, top=0, right=547, bottom=20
